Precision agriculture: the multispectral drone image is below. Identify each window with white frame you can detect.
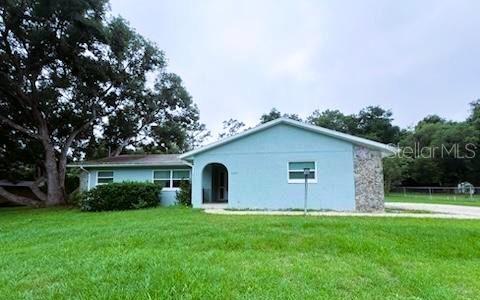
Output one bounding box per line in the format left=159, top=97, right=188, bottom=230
left=172, top=170, right=190, bottom=188
left=97, top=171, right=114, bottom=185
left=153, top=169, right=190, bottom=189
left=288, top=161, right=317, bottom=183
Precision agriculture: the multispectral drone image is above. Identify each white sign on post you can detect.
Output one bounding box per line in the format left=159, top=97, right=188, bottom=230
left=304, top=168, right=310, bottom=216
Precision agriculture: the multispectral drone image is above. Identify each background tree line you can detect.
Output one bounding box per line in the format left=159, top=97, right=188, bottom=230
left=220, top=103, right=480, bottom=190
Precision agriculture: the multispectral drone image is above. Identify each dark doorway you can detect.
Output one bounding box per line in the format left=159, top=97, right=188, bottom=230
left=202, top=163, right=228, bottom=203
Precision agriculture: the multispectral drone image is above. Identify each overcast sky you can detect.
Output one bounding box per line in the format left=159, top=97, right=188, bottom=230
left=110, top=0, right=480, bottom=135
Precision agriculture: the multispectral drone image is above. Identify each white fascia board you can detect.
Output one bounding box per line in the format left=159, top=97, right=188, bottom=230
left=67, top=163, right=191, bottom=168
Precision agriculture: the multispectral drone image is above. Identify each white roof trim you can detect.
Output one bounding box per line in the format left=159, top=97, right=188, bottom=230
left=67, top=163, right=191, bottom=168
left=180, top=118, right=398, bottom=159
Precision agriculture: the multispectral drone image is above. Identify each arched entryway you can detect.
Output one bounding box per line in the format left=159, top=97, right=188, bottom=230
left=202, top=163, right=228, bottom=203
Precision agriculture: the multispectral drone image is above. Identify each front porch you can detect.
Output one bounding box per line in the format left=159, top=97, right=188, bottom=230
left=202, top=163, right=229, bottom=204
left=201, top=203, right=228, bottom=210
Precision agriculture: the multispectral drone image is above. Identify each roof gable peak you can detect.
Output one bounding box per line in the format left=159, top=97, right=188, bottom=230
left=180, top=118, right=397, bottom=159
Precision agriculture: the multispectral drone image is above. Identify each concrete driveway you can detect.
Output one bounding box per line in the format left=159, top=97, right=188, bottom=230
left=205, top=206, right=480, bottom=219
left=386, top=202, right=480, bottom=218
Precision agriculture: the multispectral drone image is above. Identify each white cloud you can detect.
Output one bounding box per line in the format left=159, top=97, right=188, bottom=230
left=269, top=47, right=318, bottom=81
left=110, top=0, right=480, bottom=136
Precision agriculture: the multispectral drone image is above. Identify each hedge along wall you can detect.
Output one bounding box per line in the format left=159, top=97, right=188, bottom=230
left=80, top=182, right=161, bottom=211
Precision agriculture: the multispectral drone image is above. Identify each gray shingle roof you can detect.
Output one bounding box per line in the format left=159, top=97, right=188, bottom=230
left=68, top=154, right=188, bottom=167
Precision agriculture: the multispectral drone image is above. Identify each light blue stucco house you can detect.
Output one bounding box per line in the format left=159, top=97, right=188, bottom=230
left=72, top=154, right=191, bottom=206
left=72, top=118, right=395, bottom=211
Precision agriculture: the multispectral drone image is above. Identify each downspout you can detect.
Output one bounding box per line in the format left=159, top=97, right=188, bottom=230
left=79, top=166, right=91, bottom=191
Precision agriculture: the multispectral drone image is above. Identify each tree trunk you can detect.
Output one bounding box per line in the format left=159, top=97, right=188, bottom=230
left=0, top=187, right=43, bottom=207
left=30, top=177, right=47, bottom=202
left=0, top=145, right=69, bottom=207
left=44, top=144, right=66, bottom=206
left=111, top=138, right=131, bottom=157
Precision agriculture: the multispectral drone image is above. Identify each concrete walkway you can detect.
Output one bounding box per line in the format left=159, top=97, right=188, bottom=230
left=204, top=207, right=480, bottom=219
left=385, top=202, right=480, bottom=218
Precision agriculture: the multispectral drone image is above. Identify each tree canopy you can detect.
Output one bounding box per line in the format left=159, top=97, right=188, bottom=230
left=307, top=106, right=401, bottom=144
left=218, top=119, right=246, bottom=139
left=0, top=0, right=205, bottom=205
left=260, top=108, right=302, bottom=124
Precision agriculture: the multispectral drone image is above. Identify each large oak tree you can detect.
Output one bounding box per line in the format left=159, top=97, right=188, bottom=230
left=0, top=0, right=202, bottom=206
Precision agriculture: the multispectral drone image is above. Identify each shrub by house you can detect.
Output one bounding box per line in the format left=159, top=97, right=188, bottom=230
left=80, top=182, right=160, bottom=211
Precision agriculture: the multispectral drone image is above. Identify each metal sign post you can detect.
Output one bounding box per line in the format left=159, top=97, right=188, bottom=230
left=304, top=168, right=310, bottom=216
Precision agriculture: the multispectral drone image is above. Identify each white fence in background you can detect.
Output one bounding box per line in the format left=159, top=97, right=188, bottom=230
left=389, top=186, right=480, bottom=201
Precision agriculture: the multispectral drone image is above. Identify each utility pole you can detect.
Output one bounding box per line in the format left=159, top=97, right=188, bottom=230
left=304, top=168, right=310, bottom=216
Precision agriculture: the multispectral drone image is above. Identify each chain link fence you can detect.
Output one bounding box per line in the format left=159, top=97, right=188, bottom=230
left=388, top=186, right=480, bottom=201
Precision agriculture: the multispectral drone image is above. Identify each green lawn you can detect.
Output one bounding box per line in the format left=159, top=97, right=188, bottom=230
left=1, top=207, right=480, bottom=299
left=386, top=193, right=480, bottom=207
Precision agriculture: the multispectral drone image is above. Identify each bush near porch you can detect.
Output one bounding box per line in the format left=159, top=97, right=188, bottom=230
left=1, top=207, right=480, bottom=299
left=176, top=180, right=192, bottom=206
left=80, top=182, right=160, bottom=211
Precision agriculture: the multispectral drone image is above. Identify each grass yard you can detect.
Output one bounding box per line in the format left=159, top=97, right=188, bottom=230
left=386, top=193, right=480, bottom=207
left=1, top=207, right=480, bottom=299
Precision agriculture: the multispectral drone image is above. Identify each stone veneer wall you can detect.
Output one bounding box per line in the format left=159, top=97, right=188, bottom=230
left=353, top=146, right=385, bottom=212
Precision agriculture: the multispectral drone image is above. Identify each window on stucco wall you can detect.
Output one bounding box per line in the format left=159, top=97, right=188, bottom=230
left=153, top=170, right=190, bottom=189
left=288, top=161, right=317, bottom=183
left=97, top=171, right=114, bottom=185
